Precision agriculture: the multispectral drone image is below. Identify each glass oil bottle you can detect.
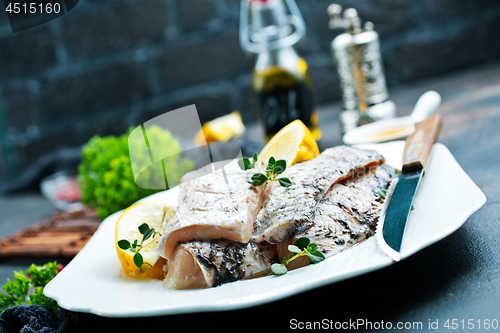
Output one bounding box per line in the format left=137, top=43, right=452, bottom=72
left=240, top=0, right=321, bottom=142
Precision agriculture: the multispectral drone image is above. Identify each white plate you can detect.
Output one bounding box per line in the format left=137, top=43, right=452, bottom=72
left=44, top=142, right=486, bottom=317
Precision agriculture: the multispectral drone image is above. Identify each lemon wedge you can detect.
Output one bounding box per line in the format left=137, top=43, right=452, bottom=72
left=115, top=203, right=175, bottom=280
left=194, top=111, right=245, bottom=145
left=259, top=119, right=320, bottom=167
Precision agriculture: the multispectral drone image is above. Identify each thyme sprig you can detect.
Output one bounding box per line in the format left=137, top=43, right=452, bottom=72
left=271, top=237, right=325, bottom=276
left=239, top=152, right=258, bottom=171
left=239, top=153, right=292, bottom=188
left=117, top=210, right=167, bottom=268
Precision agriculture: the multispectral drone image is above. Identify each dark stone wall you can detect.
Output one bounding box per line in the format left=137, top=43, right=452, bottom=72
left=0, top=0, right=499, bottom=189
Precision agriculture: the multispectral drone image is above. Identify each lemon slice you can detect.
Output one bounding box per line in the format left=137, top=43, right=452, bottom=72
left=259, top=119, right=320, bottom=167
left=115, top=203, right=175, bottom=279
left=194, top=111, right=245, bottom=145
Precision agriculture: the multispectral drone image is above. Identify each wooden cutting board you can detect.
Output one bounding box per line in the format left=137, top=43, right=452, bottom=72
left=0, top=208, right=101, bottom=258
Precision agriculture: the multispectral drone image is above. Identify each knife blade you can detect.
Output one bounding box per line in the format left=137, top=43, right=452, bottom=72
left=376, top=114, right=442, bottom=261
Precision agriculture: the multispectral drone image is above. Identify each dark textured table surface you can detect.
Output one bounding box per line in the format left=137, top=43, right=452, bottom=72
left=1, top=63, right=499, bottom=332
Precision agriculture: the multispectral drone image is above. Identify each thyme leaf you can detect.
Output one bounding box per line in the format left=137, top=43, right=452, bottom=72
left=239, top=152, right=258, bottom=171
left=271, top=237, right=325, bottom=276
left=241, top=153, right=293, bottom=188
left=117, top=209, right=168, bottom=268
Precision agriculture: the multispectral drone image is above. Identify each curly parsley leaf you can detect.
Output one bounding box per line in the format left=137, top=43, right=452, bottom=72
left=0, top=262, right=61, bottom=313
left=78, top=126, right=194, bottom=219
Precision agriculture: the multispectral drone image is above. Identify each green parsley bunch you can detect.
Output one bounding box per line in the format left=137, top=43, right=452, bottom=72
left=78, top=126, right=194, bottom=219
left=0, top=262, right=61, bottom=313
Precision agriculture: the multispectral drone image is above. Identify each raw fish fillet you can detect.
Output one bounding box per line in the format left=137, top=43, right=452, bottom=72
left=164, top=240, right=276, bottom=289
left=278, top=164, right=394, bottom=267
left=252, top=146, right=385, bottom=244
left=157, top=160, right=267, bottom=259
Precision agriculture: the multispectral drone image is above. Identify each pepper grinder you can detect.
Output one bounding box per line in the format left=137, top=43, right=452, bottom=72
left=328, top=4, right=396, bottom=134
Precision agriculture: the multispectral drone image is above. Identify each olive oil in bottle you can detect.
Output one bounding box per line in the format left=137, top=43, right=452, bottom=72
left=240, top=0, right=321, bottom=142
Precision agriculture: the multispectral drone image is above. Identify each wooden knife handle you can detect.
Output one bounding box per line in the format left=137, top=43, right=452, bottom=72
left=402, top=114, right=442, bottom=174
